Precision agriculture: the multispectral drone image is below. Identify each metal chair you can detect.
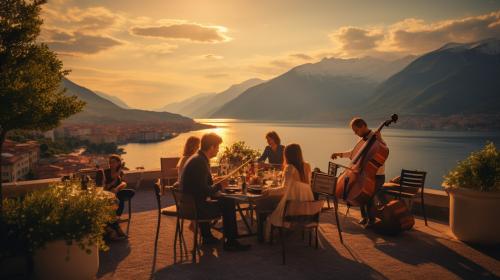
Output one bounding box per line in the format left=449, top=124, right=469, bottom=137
left=171, top=189, right=220, bottom=264
left=160, top=157, right=180, bottom=187
left=311, top=171, right=343, bottom=243
left=151, top=180, right=163, bottom=276
left=382, top=169, right=428, bottom=226
left=270, top=200, right=324, bottom=265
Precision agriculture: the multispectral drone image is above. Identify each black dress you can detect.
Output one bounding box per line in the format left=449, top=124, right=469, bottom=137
left=96, top=168, right=135, bottom=216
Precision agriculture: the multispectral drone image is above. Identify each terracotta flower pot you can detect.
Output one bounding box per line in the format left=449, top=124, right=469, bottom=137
left=34, top=239, right=99, bottom=280
left=446, top=186, right=500, bottom=244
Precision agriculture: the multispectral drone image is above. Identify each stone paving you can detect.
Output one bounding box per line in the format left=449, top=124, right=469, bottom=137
left=97, top=188, right=500, bottom=280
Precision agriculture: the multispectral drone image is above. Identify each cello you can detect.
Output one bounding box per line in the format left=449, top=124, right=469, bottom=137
left=334, top=114, right=398, bottom=206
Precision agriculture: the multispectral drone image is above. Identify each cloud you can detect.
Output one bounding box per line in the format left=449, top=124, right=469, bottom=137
left=130, top=22, right=230, bottom=43
left=289, top=53, right=313, bottom=60
left=202, top=54, right=224, bottom=60
left=205, top=73, right=229, bottom=79
left=43, top=6, right=124, bottom=33
left=388, top=11, right=500, bottom=52
left=141, top=43, right=178, bottom=56
left=331, top=26, right=384, bottom=51
left=43, top=30, right=123, bottom=55
left=330, top=10, right=500, bottom=56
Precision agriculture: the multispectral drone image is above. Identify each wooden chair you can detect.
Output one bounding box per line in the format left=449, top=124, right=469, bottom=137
left=328, top=162, right=339, bottom=177
left=382, top=169, right=428, bottom=226
left=171, top=189, right=220, bottom=264
left=270, top=200, right=324, bottom=265
left=311, top=171, right=343, bottom=243
left=160, top=157, right=180, bottom=187
left=317, top=162, right=340, bottom=209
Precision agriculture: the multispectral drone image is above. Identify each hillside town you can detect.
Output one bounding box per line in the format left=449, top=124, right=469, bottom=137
left=1, top=122, right=191, bottom=183
left=52, top=123, right=181, bottom=144
left=1, top=138, right=109, bottom=182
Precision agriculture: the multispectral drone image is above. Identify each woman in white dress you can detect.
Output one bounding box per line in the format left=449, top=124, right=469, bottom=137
left=261, top=143, right=314, bottom=233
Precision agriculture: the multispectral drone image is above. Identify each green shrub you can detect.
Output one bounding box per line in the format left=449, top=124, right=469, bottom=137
left=1, top=180, right=115, bottom=256
left=444, top=142, right=500, bottom=192
left=219, top=141, right=260, bottom=165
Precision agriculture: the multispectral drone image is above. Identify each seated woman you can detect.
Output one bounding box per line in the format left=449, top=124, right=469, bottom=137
left=177, top=136, right=200, bottom=176
left=258, top=131, right=285, bottom=167
left=96, top=155, right=135, bottom=240
left=259, top=144, right=313, bottom=238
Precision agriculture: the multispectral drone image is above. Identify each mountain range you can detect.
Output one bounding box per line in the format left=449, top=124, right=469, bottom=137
left=63, top=38, right=500, bottom=131
left=364, top=38, right=500, bottom=118
left=211, top=56, right=415, bottom=121
left=61, top=78, right=204, bottom=129
left=158, top=78, right=264, bottom=118
left=205, top=38, right=500, bottom=130
left=94, top=90, right=131, bottom=109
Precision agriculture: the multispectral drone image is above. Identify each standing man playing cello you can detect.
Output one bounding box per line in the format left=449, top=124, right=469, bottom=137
left=331, top=117, right=387, bottom=227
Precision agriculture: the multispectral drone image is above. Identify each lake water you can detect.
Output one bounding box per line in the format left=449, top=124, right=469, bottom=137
left=120, top=119, right=500, bottom=190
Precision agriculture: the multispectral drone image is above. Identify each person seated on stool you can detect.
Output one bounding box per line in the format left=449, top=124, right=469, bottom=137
left=179, top=133, right=251, bottom=251
left=331, top=117, right=387, bottom=228
left=96, top=155, right=135, bottom=240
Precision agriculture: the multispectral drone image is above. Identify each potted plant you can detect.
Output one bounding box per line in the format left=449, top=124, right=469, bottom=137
left=219, top=141, right=260, bottom=167
left=443, top=142, right=500, bottom=244
left=1, top=180, right=115, bottom=279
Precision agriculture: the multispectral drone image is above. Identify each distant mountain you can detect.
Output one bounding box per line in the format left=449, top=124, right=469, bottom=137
left=94, top=91, right=131, bottom=109
left=365, top=38, right=500, bottom=118
left=295, top=55, right=416, bottom=82
left=62, top=78, right=202, bottom=126
left=159, top=78, right=264, bottom=118
left=157, top=92, right=216, bottom=115
left=211, top=56, right=414, bottom=121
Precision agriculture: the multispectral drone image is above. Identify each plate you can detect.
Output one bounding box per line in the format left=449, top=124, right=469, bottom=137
left=224, top=187, right=240, bottom=194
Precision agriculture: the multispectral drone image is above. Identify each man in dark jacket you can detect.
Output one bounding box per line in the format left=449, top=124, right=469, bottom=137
left=180, top=133, right=250, bottom=251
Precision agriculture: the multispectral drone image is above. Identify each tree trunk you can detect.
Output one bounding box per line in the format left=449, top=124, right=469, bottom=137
left=0, top=130, right=6, bottom=212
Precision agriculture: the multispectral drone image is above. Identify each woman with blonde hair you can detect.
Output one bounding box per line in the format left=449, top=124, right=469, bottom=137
left=177, top=136, right=201, bottom=176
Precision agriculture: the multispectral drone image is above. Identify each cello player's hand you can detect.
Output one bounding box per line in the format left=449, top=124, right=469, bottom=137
left=331, top=152, right=341, bottom=160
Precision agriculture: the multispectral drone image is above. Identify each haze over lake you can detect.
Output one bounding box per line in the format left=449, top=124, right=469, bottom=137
left=120, top=119, right=500, bottom=190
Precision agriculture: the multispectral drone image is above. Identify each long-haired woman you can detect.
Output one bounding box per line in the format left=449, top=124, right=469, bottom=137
left=177, top=136, right=201, bottom=175
left=259, top=144, right=314, bottom=237
left=97, top=154, right=135, bottom=240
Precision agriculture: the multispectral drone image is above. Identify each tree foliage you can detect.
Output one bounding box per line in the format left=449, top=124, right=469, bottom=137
left=0, top=0, right=85, bottom=134
left=0, top=0, right=85, bottom=205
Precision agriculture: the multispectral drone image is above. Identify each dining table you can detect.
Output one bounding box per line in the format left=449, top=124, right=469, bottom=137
left=219, top=190, right=263, bottom=238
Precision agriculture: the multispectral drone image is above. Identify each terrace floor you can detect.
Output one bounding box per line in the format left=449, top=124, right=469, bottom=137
left=97, top=188, right=500, bottom=280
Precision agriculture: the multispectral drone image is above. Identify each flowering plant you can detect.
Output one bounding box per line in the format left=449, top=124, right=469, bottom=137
left=219, top=141, right=260, bottom=166
left=1, top=179, right=115, bottom=257
left=444, top=142, right=500, bottom=192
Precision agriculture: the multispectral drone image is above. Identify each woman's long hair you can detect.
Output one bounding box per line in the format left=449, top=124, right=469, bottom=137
left=109, top=154, right=123, bottom=172
left=266, top=131, right=281, bottom=146
left=284, top=144, right=307, bottom=183
left=183, top=136, right=201, bottom=157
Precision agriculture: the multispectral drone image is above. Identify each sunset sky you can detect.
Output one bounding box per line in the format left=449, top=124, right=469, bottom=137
left=41, top=0, right=500, bottom=109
